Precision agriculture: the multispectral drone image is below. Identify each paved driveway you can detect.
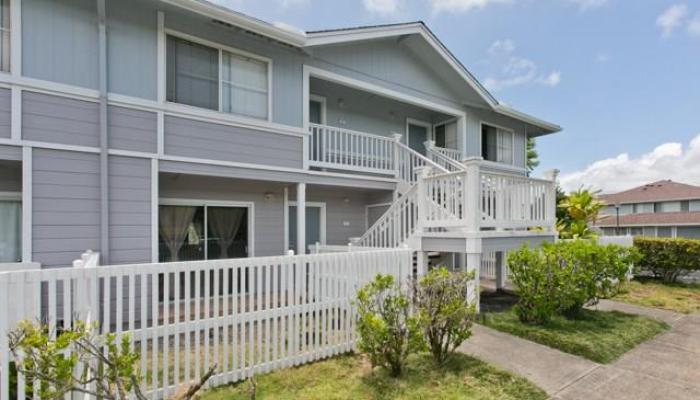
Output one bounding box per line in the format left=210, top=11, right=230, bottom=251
left=459, top=300, right=700, bottom=400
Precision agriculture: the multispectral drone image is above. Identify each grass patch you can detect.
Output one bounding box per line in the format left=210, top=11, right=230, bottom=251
left=200, top=353, right=547, bottom=400
left=480, top=309, right=669, bottom=364
left=617, top=277, right=700, bottom=314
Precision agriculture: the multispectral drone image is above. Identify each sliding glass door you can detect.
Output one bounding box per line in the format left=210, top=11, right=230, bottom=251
left=158, top=203, right=250, bottom=262
left=0, top=199, right=21, bottom=262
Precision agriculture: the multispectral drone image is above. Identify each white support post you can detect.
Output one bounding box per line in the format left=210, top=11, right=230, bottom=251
left=495, top=251, right=507, bottom=292
left=296, top=183, right=306, bottom=256
left=466, top=238, right=482, bottom=312
left=22, top=146, right=32, bottom=262
left=544, top=168, right=560, bottom=233
left=416, top=251, right=429, bottom=278
left=392, top=133, right=403, bottom=184
left=415, top=166, right=431, bottom=231
left=463, top=157, right=482, bottom=233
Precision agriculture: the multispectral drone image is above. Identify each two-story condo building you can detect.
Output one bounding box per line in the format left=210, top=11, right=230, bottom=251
left=595, top=180, right=700, bottom=239
left=0, top=0, right=560, bottom=281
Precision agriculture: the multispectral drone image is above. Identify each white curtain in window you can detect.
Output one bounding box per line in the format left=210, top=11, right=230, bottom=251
left=159, top=206, right=196, bottom=262
left=0, top=200, right=21, bottom=262
left=208, top=207, right=246, bottom=259
left=221, top=52, right=268, bottom=120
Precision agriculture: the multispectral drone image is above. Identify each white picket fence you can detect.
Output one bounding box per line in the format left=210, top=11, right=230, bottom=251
left=0, top=248, right=413, bottom=400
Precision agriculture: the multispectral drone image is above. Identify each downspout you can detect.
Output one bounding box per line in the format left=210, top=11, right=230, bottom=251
left=97, top=0, right=109, bottom=264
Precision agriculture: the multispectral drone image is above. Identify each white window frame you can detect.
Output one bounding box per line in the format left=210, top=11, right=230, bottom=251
left=164, top=29, right=273, bottom=122
left=480, top=121, right=515, bottom=166
left=309, top=94, right=327, bottom=125
left=287, top=201, right=327, bottom=251
left=405, top=118, right=433, bottom=148
left=158, top=198, right=255, bottom=259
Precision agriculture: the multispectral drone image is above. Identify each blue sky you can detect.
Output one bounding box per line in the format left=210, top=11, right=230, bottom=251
left=212, top=0, right=700, bottom=192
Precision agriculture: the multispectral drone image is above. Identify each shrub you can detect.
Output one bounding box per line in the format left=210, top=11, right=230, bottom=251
left=8, top=320, right=215, bottom=400
left=412, top=267, right=476, bottom=364
left=508, top=241, right=639, bottom=323
left=356, top=274, right=424, bottom=376
left=634, top=236, right=700, bottom=283
left=507, top=245, right=563, bottom=324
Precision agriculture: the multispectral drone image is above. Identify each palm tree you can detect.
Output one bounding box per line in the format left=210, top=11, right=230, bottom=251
left=557, top=188, right=605, bottom=239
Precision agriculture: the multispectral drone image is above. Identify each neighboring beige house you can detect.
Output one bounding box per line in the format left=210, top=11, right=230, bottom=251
left=595, top=180, right=700, bottom=239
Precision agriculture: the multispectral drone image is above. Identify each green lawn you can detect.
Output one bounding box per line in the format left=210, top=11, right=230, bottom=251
left=480, top=309, right=669, bottom=364
left=616, top=278, right=700, bottom=314
left=200, top=353, right=547, bottom=400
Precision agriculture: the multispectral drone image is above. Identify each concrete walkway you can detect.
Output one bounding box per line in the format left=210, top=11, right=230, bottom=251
left=459, top=301, right=700, bottom=400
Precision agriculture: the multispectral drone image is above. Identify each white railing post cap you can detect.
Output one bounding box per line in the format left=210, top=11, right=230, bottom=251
left=414, top=165, right=432, bottom=177
left=462, top=156, right=483, bottom=166
left=392, top=133, right=403, bottom=141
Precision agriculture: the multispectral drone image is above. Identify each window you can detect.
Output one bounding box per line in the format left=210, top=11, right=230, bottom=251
left=0, top=0, right=9, bottom=72
left=481, top=123, right=514, bottom=165
left=0, top=196, right=21, bottom=262
left=288, top=203, right=326, bottom=254
left=166, top=34, right=270, bottom=120
left=158, top=203, right=251, bottom=262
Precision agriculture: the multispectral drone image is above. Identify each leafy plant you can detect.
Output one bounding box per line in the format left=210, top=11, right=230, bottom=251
left=507, top=246, right=563, bottom=324
left=557, top=188, right=605, bottom=239
left=8, top=320, right=215, bottom=400
left=634, top=236, right=700, bottom=282
left=355, top=274, right=425, bottom=377
left=508, top=241, right=639, bottom=323
left=412, top=267, right=476, bottom=364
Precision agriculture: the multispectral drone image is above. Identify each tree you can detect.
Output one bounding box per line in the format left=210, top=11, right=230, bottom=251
left=526, top=138, right=539, bottom=174
left=557, top=188, right=605, bottom=239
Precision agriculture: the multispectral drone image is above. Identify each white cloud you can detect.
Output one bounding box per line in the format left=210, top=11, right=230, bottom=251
left=656, top=4, right=688, bottom=37
left=488, top=39, right=516, bottom=55
left=568, top=0, right=609, bottom=11
left=429, top=0, right=512, bottom=14
left=688, top=13, right=700, bottom=37
left=559, top=135, right=700, bottom=193
left=541, top=70, right=561, bottom=86
left=483, top=40, right=561, bottom=91
left=363, top=0, right=401, bottom=15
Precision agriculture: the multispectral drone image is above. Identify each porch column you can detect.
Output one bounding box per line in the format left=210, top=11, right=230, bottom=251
left=416, top=251, right=429, bottom=278
left=495, top=251, right=507, bottom=292
left=466, top=238, right=482, bottom=312
left=296, top=183, right=306, bottom=255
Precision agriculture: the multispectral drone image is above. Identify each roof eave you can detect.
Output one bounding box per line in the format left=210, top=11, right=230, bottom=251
left=161, top=0, right=307, bottom=47
left=307, top=24, right=561, bottom=133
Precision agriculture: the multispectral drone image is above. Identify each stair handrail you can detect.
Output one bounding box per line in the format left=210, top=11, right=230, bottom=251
left=354, top=184, right=420, bottom=248
left=424, top=141, right=466, bottom=172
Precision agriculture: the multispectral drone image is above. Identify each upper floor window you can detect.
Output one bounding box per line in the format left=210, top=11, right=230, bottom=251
left=166, top=34, right=270, bottom=120
left=0, top=0, right=10, bottom=72
left=481, top=123, right=514, bottom=165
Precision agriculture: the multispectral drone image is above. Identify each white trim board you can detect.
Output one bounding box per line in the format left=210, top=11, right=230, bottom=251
left=158, top=198, right=256, bottom=258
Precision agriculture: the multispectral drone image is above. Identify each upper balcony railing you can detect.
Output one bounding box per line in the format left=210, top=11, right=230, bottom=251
left=308, top=123, right=446, bottom=185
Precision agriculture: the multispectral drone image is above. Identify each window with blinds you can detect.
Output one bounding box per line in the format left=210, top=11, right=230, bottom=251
left=0, top=0, right=10, bottom=72
left=481, top=123, right=514, bottom=165
left=166, top=35, right=270, bottom=120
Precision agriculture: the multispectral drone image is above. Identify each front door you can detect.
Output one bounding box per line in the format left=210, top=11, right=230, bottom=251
left=288, top=205, right=323, bottom=254
left=407, top=120, right=431, bottom=155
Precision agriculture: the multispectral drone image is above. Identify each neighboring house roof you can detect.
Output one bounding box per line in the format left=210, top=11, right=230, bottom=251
left=166, top=1, right=561, bottom=135
left=599, top=180, right=700, bottom=204
left=595, top=211, right=700, bottom=227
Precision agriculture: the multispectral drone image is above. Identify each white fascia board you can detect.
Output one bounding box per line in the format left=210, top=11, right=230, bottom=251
left=494, top=104, right=562, bottom=134
left=161, top=0, right=306, bottom=47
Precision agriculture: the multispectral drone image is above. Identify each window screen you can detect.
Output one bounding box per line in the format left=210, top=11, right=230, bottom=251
left=166, top=36, right=219, bottom=111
